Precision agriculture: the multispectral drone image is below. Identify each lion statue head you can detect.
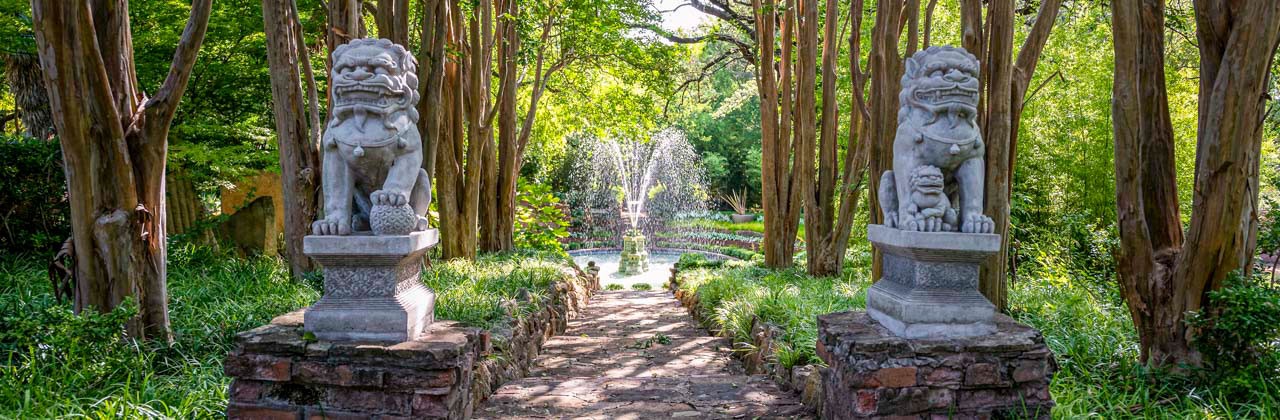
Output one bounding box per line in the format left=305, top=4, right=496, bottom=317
left=909, top=165, right=945, bottom=195
left=897, top=46, right=980, bottom=142
left=328, top=38, right=420, bottom=133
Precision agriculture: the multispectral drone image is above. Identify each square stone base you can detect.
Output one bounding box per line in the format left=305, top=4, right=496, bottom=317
left=304, top=230, right=438, bottom=342
left=817, top=311, right=1055, bottom=419
left=225, top=310, right=484, bottom=420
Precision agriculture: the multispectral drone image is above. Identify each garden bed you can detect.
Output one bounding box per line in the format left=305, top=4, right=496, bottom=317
left=670, top=257, right=1280, bottom=418
left=0, top=248, right=595, bottom=418
left=667, top=262, right=864, bottom=413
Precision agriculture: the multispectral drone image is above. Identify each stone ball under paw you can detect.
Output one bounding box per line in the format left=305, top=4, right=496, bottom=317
left=370, top=204, right=418, bottom=235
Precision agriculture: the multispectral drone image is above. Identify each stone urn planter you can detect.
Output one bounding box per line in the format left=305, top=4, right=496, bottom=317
left=730, top=213, right=756, bottom=224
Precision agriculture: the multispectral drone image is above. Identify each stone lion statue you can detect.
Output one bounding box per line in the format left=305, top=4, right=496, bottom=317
left=312, top=38, right=431, bottom=236
left=878, top=46, right=994, bottom=234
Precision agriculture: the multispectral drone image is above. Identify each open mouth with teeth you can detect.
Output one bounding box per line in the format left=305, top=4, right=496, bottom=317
left=914, top=86, right=978, bottom=105
left=917, top=176, right=944, bottom=190
left=334, top=84, right=404, bottom=110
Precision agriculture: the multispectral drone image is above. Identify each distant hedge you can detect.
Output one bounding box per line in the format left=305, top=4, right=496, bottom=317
left=0, top=136, right=69, bottom=255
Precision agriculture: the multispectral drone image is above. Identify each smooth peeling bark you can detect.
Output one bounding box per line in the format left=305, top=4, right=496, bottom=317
left=31, top=0, right=212, bottom=340
left=867, top=0, right=903, bottom=280
left=262, top=0, right=322, bottom=279
left=1111, top=0, right=1280, bottom=367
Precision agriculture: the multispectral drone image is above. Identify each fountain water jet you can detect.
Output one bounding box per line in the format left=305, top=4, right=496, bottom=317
left=567, top=129, right=707, bottom=277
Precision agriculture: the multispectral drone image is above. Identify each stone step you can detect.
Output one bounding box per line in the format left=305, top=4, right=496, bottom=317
left=475, top=376, right=809, bottom=420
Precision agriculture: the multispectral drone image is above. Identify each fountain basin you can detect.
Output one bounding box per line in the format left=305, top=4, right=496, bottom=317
left=570, top=248, right=733, bottom=289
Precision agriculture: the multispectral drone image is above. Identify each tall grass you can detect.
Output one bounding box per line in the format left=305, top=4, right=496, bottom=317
left=0, top=244, right=318, bottom=418
left=677, top=262, right=867, bottom=369
left=675, top=246, right=1280, bottom=418
left=0, top=247, right=571, bottom=419
left=423, top=252, right=569, bottom=329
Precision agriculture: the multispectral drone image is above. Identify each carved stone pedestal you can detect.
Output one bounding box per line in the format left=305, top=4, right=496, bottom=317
left=866, top=224, right=999, bottom=339
left=225, top=310, right=483, bottom=419
left=303, top=229, right=438, bottom=342
left=817, top=311, right=1055, bottom=419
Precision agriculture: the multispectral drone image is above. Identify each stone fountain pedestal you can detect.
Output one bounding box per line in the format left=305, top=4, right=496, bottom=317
left=618, top=229, right=649, bottom=275
left=303, top=229, right=439, bottom=342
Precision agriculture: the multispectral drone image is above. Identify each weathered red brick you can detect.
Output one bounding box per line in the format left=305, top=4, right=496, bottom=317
left=816, top=339, right=831, bottom=361
left=875, top=367, right=918, bottom=388
left=957, top=389, right=998, bottom=409
left=383, top=368, right=457, bottom=390
left=924, top=367, right=963, bottom=386
left=293, top=362, right=383, bottom=387
left=964, top=363, right=1002, bottom=386
left=927, top=388, right=955, bottom=409
left=226, top=402, right=301, bottom=420
left=324, top=389, right=412, bottom=415
left=855, top=389, right=879, bottom=415
left=302, top=407, right=371, bottom=420
left=1012, top=360, right=1046, bottom=383
left=226, top=353, right=293, bottom=382
left=229, top=380, right=268, bottom=403
left=878, top=387, right=930, bottom=414
left=411, top=391, right=450, bottom=418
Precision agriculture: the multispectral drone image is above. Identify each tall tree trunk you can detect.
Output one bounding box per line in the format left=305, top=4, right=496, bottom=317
left=482, top=0, right=519, bottom=253
left=418, top=0, right=446, bottom=179
left=374, top=0, right=409, bottom=45
left=31, top=0, right=212, bottom=340
left=953, top=0, right=1062, bottom=309
left=754, top=0, right=807, bottom=268
left=806, top=0, right=874, bottom=276
left=1112, top=0, right=1280, bottom=367
left=263, top=0, right=323, bottom=279
left=867, top=0, right=904, bottom=280
left=435, top=0, right=489, bottom=260
left=3, top=54, right=55, bottom=139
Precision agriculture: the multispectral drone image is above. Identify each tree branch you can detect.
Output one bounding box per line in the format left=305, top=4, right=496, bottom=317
left=146, top=0, right=213, bottom=117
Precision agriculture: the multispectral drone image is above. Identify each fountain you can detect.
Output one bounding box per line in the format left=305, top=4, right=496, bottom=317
left=566, top=129, right=708, bottom=285
left=618, top=201, right=650, bottom=275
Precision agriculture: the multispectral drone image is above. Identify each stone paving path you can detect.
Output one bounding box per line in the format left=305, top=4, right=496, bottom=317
left=476, top=290, right=811, bottom=419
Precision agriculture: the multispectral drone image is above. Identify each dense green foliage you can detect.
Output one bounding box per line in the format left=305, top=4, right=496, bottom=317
left=423, top=252, right=572, bottom=330
left=0, top=249, right=572, bottom=417
left=0, top=136, right=68, bottom=253
left=512, top=182, right=571, bottom=255
left=0, top=245, right=317, bottom=418
left=1186, top=274, right=1280, bottom=399
left=675, top=251, right=1280, bottom=418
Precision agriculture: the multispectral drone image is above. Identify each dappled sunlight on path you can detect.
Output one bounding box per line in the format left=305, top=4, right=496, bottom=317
left=476, top=290, right=810, bottom=419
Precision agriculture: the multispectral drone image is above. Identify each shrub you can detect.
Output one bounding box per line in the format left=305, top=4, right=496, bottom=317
left=423, top=251, right=569, bottom=329
left=675, top=264, right=866, bottom=369
left=605, top=283, right=625, bottom=291
left=675, top=253, right=724, bottom=271
left=514, top=182, right=570, bottom=255
left=631, top=283, right=653, bottom=291
left=1187, top=272, right=1280, bottom=398
left=0, top=136, right=70, bottom=254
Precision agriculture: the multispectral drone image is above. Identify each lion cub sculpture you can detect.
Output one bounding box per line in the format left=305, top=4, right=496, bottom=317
left=878, top=46, right=994, bottom=234
left=312, top=39, right=431, bottom=236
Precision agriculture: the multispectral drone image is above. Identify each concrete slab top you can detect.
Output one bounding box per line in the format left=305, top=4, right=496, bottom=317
left=867, top=224, right=1000, bottom=253
left=303, top=229, right=439, bottom=256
